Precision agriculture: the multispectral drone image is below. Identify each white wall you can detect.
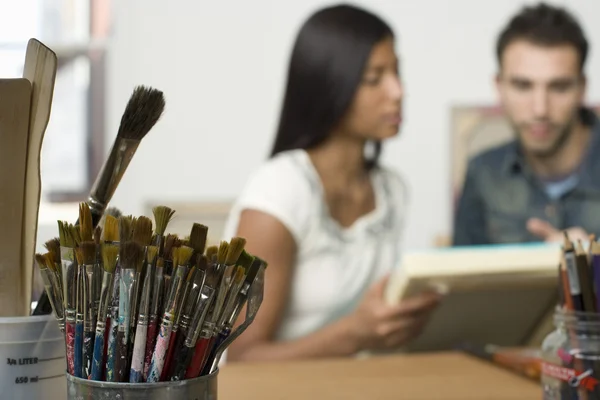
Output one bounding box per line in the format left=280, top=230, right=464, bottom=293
left=103, top=0, right=600, bottom=250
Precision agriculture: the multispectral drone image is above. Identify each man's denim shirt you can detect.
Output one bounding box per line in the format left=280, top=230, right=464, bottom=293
left=453, top=108, right=600, bottom=246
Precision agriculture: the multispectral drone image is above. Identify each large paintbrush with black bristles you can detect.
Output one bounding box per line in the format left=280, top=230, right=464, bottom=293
left=84, top=85, right=165, bottom=228
left=34, top=86, right=164, bottom=317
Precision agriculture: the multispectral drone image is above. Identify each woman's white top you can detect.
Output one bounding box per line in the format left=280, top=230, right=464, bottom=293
left=222, top=149, right=408, bottom=341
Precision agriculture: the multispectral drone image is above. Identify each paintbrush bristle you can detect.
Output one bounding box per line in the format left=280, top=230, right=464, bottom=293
left=119, top=216, right=134, bottom=242
left=70, top=224, right=82, bottom=247
left=117, top=85, right=165, bottom=141
left=146, top=245, right=158, bottom=264
left=189, top=223, right=208, bottom=256
left=79, top=202, right=93, bottom=242
left=44, top=238, right=61, bottom=263
left=152, top=206, right=175, bottom=236
left=233, top=267, right=245, bottom=286
left=133, top=216, right=153, bottom=246
left=98, top=207, right=123, bottom=231
left=225, top=237, right=246, bottom=266
left=177, top=246, right=195, bottom=267
left=102, top=215, right=119, bottom=242
left=196, top=255, right=209, bottom=272
left=102, top=243, right=119, bottom=274
left=171, top=247, right=180, bottom=268
left=204, top=262, right=223, bottom=289
left=75, top=247, right=84, bottom=265
left=205, top=246, right=218, bottom=262
left=119, top=241, right=145, bottom=270
left=236, top=250, right=254, bottom=272
left=217, top=241, right=229, bottom=265
left=35, top=253, right=47, bottom=270
left=45, top=254, right=58, bottom=272
left=80, top=241, right=97, bottom=265
left=58, top=221, right=75, bottom=248
left=162, top=234, right=177, bottom=260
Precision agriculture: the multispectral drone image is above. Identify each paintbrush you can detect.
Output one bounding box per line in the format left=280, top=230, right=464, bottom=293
left=93, top=225, right=103, bottom=311
left=564, top=233, right=584, bottom=311
left=459, top=343, right=542, bottom=381
left=184, top=242, right=228, bottom=378
left=202, top=252, right=254, bottom=374
left=98, top=214, right=119, bottom=381
left=80, top=241, right=97, bottom=379
left=167, top=257, right=207, bottom=380
left=105, top=259, right=121, bottom=382
left=561, top=234, right=593, bottom=400
left=115, top=241, right=145, bottom=382
left=592, top=242, right=600, bottom=312
left=78, top=203, right=97, bottom=378
left=45, top=238, right=63, bottom=291
left=208, top=257, right=267, bottom=375
left=129, top=216, right=153, bottom=361
left=74, top=247, right=85, bottom=378
left=85, top=86, right=165, bottom=228
left=576, top=240, right=596, bottom=313
left=143, top=257, right=165, bottom=380
left=177, top=260, right=220, bottom=380
left=98, top=207, right=123, bottom=231
left=172, top=283, right=215, bottom=381
left=160, top=236, right=181, bottom=321
left=146, top=246, right=194, bottom=382
left=35, top=253, right=65, bottom=332
left=90, top=243, right=118, bottom=381
left=59, top=221, right=77, bottom=376
left=161, top=234, right=181, bottom=306
left=189, top=223, right=208, bottom=260
left=32, top=237, right=63, bottom=316
left=588, top=234, right=596, bottom=265
left=161, top=223, right=208, bottom=379
left=206, top=256, right=262, bottom=374
left=206, top=246, right=218, bottom=265
left=192, top=238, right=246, bottom=375
left=161, top=266, right=197, bottom=380
left=102, top=215, right=120, bottom=244
left=151, top=206, right=175, bottom=257
left=130, top=246, right=158, bottom=382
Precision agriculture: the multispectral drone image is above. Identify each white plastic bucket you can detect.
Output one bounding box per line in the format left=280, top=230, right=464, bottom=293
left=0, top=314, right=66, bottom=399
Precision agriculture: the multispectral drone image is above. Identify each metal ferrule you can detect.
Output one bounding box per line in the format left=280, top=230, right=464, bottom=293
left=185, top=288, right=215, bottom=348
left=88, top=137, right=140, bottom=215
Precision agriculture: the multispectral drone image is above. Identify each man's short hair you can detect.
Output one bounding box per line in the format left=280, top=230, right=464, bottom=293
left=496, top=2, right=589, bottom=71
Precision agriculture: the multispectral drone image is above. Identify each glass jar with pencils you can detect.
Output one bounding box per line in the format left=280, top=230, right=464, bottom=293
left=541, top=308, right=600, bottom=400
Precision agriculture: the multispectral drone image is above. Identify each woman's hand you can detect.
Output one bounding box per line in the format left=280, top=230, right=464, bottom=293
left=349, top=275, right=442, bottom=351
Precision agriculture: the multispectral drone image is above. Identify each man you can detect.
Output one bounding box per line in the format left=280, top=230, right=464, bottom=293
left=453, top=2, right=600, bottom=246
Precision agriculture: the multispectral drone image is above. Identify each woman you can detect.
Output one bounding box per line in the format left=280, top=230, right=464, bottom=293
left=223, top=4, right=442, bottom=362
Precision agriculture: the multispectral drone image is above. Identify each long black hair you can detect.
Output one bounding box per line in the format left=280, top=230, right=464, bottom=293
left=270, top=4, right=394, bottom=169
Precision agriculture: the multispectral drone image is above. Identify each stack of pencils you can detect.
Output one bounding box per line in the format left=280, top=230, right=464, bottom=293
left=548, top=233, right=600, bottom=399
left=36, top=203, right=266, bottom=383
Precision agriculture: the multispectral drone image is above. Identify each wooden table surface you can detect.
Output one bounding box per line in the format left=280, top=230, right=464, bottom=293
left=218, top=352, right=540, bottom=399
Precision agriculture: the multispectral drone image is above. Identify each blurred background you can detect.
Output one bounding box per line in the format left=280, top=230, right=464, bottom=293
left=1, top=0, right=599, bottom=251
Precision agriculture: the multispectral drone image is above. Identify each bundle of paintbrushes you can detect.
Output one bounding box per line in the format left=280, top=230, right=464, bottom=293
left=36, top=203, right=266, bottom=383
left=541, top=232, right=600, bottom=399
